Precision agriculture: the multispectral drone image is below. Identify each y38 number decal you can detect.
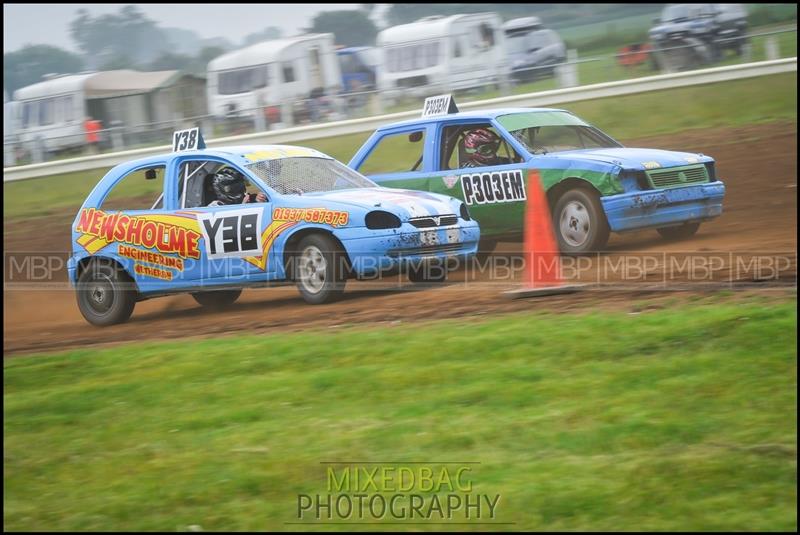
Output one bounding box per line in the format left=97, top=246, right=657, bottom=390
left=198, top=208, right=263, bottom=260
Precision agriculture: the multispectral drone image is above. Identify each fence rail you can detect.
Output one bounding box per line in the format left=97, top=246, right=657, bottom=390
left=3, top=56, right=796, bottom=183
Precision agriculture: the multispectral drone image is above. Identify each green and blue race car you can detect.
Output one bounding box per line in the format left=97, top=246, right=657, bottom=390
left=349, top=104, right=725, bottom=254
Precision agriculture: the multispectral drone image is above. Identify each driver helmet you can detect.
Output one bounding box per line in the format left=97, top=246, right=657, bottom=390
left=212, top=168, right=246, bottom=204
left=463, top=128, right=501, bottom=165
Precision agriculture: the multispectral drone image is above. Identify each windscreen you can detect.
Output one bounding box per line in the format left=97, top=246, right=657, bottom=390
left=247, top=157, right=378, bottom=195
left=497, top=111, right=621, bottom=154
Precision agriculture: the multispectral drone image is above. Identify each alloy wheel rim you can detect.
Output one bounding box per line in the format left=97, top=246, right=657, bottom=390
left=560, top=200, right=591, bottom=247
left=298, top=245, right=327, bottom=294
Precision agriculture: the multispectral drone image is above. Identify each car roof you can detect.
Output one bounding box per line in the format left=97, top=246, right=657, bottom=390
left=116, top=144, right=332, bottom=170
left=375, top=107, right=570, bottom=131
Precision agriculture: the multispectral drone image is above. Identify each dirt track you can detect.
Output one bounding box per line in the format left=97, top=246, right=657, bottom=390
left=4, top=122, right=797, bottom=355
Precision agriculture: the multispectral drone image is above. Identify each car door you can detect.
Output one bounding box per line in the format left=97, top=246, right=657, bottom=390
left=169, top=156, right=277, bottom=286
left=425, top=120, right=530, bottom=237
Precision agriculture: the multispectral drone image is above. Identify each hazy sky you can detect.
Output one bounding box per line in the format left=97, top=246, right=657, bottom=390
left=3, top=3, right=368, bottom=53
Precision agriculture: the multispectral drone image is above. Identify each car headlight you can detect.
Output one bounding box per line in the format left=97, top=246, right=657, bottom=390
left=365, top=210, right=402, bottom=230
left=459, top=203, right=471, bottom=221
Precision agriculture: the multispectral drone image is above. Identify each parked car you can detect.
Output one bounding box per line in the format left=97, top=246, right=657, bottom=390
left=649, top=3, right=749, bottom=71
left=69, top=133, right=479, bottom=326
left=503, top=17, right=567, bottom=83
left=348, top=105, right=725, bottom=255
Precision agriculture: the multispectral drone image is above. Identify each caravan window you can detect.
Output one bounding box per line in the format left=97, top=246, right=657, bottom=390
left=39, top=98, right=54, bottom=126
left=22, top=102, right=34, bottom=128
left=282, top=62, right=296, bottom=83
left=452, top=37, right=463, bottom=58
left=425, top=42, right=440, bottom=67
left=63, top=95, right=75, bottom=122
left=218, top=65, right=269, bottom=95
left=387, top=42, right=441, bottom=72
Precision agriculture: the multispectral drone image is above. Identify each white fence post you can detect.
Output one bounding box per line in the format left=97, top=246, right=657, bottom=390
left=281, top=100, right=294, bottom=128
left=31, top=137, right=45, bottom=164
left=4, top=140, right=16, bottom=167
left=765, top=37, right=779, bottom=61
left=254, top=107, right=266, bottom=132
left=557, top=49, right=580, bottom=88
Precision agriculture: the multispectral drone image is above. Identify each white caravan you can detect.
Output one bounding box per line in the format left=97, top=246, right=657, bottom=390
left=376, top=13, right=509, bottom=100
left=206, top=33, right=342, bottom=118
left=12, top=73, right=94, bottom=153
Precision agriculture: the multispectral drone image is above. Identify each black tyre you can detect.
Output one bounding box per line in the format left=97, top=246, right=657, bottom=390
left=407, top=260, right=448, bottom=283
left=657, top=222, right=701, bottom=240
left=552, top=188, right=610, bottom=255
left=191, top=289, right=242, bottom=308
left=76, top=260, right=137, bottom=326
left=293, top=234, right=347, bottom=304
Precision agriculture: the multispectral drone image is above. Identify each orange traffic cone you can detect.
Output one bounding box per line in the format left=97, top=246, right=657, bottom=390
left=506, top=169, right=585, bottom=298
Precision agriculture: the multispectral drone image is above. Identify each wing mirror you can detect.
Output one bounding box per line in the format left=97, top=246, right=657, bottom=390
left=408, top=131, right=423, bottom=143
left=145, top=169, right=158, bottom=180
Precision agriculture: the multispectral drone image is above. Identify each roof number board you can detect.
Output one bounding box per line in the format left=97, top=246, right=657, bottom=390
left=172, top=127, right=206, bottom=152
left=421, top=94, right=459, bottom=118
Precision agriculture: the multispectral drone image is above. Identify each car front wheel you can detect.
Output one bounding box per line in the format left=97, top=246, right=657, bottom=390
left=76, top=260, right=137, bottom=326
left=294, top=234, right=347, bottom=304
left=552, top=188, right=610, bottom=255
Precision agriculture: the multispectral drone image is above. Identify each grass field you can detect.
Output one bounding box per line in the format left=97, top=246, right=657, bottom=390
left=3, top=72, right=797, bottom=222
left=3, top=296, right=797, bottom=531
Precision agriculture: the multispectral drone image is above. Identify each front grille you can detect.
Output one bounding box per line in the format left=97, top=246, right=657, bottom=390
left=388, top=243, right=464, bottom=258
left=646, top=165, right=709, bottom=189
left=408, top=214, right=458, bottom=228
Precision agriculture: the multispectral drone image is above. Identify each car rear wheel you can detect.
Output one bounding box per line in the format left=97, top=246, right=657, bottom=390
left=552, top=188, right=610, bottom=255
left=657, top=222, right=701, bottom=240
left=294, top=234, right=347, bottom=304
left=191, top=289, right=242, bottom=308
left=76, top=260, right=137, bottom=326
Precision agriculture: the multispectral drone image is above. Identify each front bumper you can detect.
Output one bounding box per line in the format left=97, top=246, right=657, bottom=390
left=341, top=223, right=480, bottom=277
left=602, top=181, right=725, bottom=232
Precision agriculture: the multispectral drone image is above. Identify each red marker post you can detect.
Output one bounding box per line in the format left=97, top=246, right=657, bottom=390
left=506, top=169, right=585, bottom=298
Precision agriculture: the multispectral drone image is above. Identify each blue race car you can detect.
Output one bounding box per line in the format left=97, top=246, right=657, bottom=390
left=349, top=99, right=725, bottom=254
left=69, top=135, right=479, bottom=326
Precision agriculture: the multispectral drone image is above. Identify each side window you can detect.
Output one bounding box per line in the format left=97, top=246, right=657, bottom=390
left=178, top=160, right=217, bottom=208
left=101, top=165, right=166, bottom=211
left=440, top=123, right=521, bottom=171
left=359, top=130, right=426, bottom=175
left=191, top=163, right=267, bottom=207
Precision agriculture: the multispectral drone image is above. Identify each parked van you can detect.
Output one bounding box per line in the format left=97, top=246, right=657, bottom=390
left=337, top=46, right=378, bottom=93
left=12, top=72, right=94, bottom=153
left=503, top=17, right=566, bottom=84
left=376, top=13, right=509, bottom=100
left=207, top=34, right=342, bottom=120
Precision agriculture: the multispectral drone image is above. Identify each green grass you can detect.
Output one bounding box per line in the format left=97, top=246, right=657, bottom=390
left=4, top=298, right=797, bottom=531
left=3, top=72, right=796, bottom=222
